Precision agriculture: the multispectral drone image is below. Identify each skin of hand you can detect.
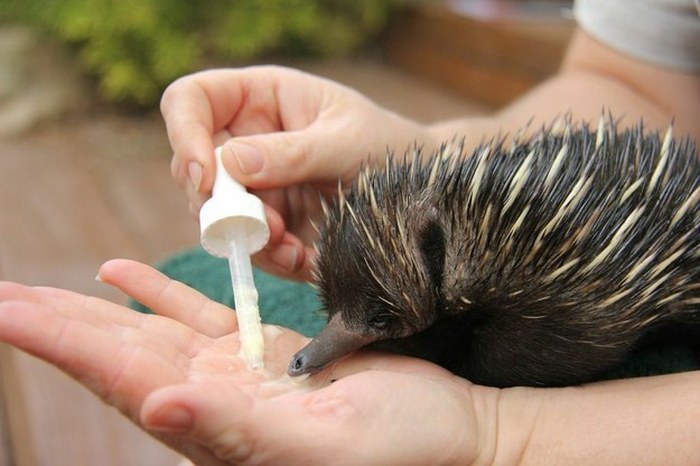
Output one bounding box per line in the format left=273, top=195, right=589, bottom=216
left=0, top=259, right=507, bottom=466
left=161, top=66, right=437, bottom=282
left=1, top=261, right=699, bottom=465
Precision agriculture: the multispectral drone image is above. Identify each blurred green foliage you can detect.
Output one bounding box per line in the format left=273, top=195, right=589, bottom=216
left=0, top=0, right=398, bottom=106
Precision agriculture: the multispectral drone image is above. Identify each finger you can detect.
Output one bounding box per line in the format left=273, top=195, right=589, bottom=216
left=162, top=67, right=298, bottom=195
left=213, top=129, right=233, bottom=147
left=2, top=281, right=207, bottom=362
left=188, top=201, right=201, bottom=221
left=253, top=238, right=316, bottom=283
left=220, top=126, right=360, bottom=190
left=185, top=181, right=209, bottom=214
left=0, top=301, right=184, bottom=412
left=255, top=202, right=315, bottom=281
left=0, top=281, right=51, bottom=306
left=161, top=70, right=238, bottom=192
left=261, top=203, right=285, bottom=247
left=141, top=379, right=347, bottom=465
left=97, top=259, right=237, bottom=337
left=162, top=89, right=215, bottom=193
left=1, top=281, right=142, bottom=328
left=183, top=130, right=234, bottom=211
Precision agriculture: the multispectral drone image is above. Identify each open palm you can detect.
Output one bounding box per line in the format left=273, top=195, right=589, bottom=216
left=0, top=259, right=483, bottom=466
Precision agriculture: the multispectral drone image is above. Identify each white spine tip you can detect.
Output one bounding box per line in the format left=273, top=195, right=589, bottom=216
left=596, top=115, right=606, bottom=148
left=662, top=125, right=673, bottom=155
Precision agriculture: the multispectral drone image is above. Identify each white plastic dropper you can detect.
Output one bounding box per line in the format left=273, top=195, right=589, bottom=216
left=199, top=147, right=269, bottom=370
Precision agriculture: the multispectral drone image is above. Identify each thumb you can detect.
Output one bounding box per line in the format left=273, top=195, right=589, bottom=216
left=140, top=380, right=333, bottom=465
left=220, top=128, right=359, bottom=189
left=141, top=381, right=261, bottom=463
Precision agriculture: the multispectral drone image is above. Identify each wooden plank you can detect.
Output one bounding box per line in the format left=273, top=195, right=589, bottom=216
left=0, top=349, right=15, bottom=466
left=0, top=345, right=37, bottom=466
left=0, top=260, right=10, bottom=466
left=0, top=116, right=189, bottom=466
left=0, top=116, right=198, bottom=297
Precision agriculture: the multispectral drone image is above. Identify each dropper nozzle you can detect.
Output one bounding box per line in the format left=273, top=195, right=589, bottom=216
left=227, top=229, right=264, bottom=369
left=199, top=147, right=269, bottom=370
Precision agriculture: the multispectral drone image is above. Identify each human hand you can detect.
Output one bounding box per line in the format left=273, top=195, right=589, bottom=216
left=161, top=66, right=433, bottom=281
left=0, top=259, right=508, bottom=466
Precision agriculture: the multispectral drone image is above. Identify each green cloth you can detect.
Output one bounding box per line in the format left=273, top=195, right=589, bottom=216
left=134, top=247, right=699, bottom=381
left=131, top=247, right=326, bottom=337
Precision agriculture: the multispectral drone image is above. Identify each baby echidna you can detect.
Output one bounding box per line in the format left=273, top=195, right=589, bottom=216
left=288, top=116, right=700, bottom=387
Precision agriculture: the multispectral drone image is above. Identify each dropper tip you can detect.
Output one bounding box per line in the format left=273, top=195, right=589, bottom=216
left=242, top=336, right=265, bottom=371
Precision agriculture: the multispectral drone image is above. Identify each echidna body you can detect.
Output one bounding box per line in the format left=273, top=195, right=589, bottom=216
left=288, top=118, right=700, bottom=387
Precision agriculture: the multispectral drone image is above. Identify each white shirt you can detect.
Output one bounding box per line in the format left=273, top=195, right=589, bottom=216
left=574, top=0, right=700, bottom=71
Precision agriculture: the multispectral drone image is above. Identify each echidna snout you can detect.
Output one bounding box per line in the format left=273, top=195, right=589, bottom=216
left=288, top=313, right=375, bottom=376
left=288, top=203, right=446, bottom=377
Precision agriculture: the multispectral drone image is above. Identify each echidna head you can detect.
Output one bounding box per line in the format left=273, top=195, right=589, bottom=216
left=288, top=175, right=447, bottom=377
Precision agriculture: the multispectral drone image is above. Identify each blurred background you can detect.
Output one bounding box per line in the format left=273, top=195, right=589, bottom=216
left=0, top=1, right=572, bottom=464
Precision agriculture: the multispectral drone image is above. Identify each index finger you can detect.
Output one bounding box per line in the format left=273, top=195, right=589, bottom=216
left=161, top=67, right=295, bottom=193
left=0, top=300, right=185, bottom=412
left=161, top=69, right=243, bottom=191
left=98, top=259, right=237, bottom=337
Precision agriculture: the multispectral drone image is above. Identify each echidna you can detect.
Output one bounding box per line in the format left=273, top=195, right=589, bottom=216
left=288, top=116, right=700, bottom=387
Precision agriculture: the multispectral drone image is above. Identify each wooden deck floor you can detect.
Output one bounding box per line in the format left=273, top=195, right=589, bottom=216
left=0, top=60, right=488, bottom=466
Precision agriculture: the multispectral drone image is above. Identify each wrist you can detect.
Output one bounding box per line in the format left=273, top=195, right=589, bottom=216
left=499, top=372, right=700, bottom=466
left=476, top=385, right=544, bottom=466
left=380, top=109, right=438, bottom=159
left=438, top=378, right=541, bottom=466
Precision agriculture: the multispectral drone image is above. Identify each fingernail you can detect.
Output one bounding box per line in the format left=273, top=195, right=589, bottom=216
left=147, top=405, right=193, bottom=433
left=229, top=143, right=263, bottom=175
left=270, top=244, right=299, bottom=272
left=188, top=162, right=203, bottom=192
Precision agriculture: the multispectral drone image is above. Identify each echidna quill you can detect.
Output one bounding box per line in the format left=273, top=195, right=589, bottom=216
left=288, top=116, right=700, bottom=387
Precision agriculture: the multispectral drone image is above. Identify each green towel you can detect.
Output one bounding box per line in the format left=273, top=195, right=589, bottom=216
left=132, top=247, right=326, bottom=337
left=134, top=247, right=699, bottom=381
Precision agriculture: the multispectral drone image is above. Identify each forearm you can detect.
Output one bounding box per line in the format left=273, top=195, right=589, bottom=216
left=427, top=29, right=700, bottom=148
left=500, top=371, right=700, bottom=465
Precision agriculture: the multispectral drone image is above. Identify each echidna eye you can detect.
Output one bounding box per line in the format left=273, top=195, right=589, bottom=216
left=367, top=314, right=392, bottom=330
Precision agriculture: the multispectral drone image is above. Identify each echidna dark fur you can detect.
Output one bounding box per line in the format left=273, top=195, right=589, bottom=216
left=289, top=116, right=700, bottom=387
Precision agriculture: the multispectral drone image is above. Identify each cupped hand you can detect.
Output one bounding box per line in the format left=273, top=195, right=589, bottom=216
left=161, top=66, right=433, bottom=281
left=0, top=259, right=495, bottom=466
